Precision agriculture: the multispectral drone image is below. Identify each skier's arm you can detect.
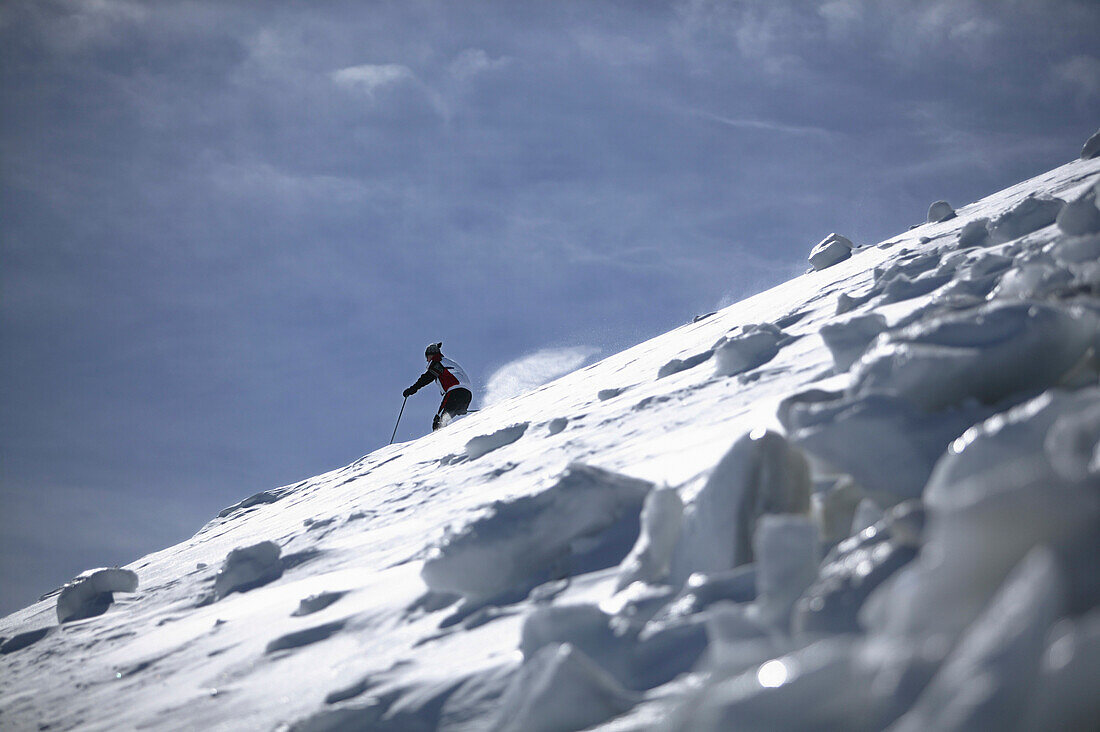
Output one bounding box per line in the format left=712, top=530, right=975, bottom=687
left=403, top=363, right=442, bottom=396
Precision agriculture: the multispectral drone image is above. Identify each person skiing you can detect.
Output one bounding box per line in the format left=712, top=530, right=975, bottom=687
left=403, top=342, right=473, bottom=430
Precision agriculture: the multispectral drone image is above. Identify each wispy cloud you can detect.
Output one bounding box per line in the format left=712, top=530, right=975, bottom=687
left=448, top=48, right=511, bottom=79
left=482, top=347, right=600, bottom=406
left=331, top=63, right=415, bottom=95
left=688, top=109, right=834, bottom=137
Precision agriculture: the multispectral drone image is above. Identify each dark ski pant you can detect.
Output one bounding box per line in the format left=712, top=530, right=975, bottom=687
left=434, top=387, right=472, bottom=430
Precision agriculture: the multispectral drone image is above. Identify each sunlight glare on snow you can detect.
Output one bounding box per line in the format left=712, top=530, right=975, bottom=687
left=757, top=659, right=789, bottom=688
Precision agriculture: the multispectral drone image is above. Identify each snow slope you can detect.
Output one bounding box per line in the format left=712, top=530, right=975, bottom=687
left=2, top=150, right=1099, bottom=731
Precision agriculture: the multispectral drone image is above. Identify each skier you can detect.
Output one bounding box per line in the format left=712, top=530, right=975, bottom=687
left=403, top=342, right=474, bottom=430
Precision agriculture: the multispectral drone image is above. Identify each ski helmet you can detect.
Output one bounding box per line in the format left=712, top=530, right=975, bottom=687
left=425, top=342, right=442, bottom=359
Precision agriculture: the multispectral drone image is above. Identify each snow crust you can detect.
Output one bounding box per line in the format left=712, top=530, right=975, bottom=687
left=3, top=154, right=1100, bottom=732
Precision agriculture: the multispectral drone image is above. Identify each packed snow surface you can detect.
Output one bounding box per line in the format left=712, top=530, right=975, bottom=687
left=3, top=153, right=1100, bottom=731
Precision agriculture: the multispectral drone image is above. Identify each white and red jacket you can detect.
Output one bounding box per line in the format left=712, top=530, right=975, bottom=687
left=410, top=355, right=472, bottom=396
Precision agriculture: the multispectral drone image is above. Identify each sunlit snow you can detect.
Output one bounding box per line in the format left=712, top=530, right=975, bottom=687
left=3, top=137, right=1100, bottom=731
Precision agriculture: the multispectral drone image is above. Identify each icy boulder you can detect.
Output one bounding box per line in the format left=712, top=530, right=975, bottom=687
left=988, top=194, right=1064, bottom=244
left=783, top=391, right=986, bottom=505
left=793, top=502, right=923, bottom=635
left=669, top=429, right=810, bottom=586
left=751, top=515, right=819, bottom=631
left=957, top=218, right=990, bottom=247
left=492, top=644, right=638, bottom=732
left=657, top=349, right=714, bottom=378
left=1056, top=181, right=1100, bottom=236
left=819, top=313, right=887, bottom=372
left=519, top=603, right=626, bottom=675
left=987, top=261, right=1074, bottom=300
left=214, top=541, right=283, bottom=600
left=850, top=300, right=1097, bottom=412
left=812, top=477, right=864, bottom=547
left=808, top=233, right=854, bottom=271
left=714, top=325, right=782, bottom=377
left=56, top=567, right=139, bottom=623
left=892, top=548, right=1065, bottom=732
left=869, top=390, right=1100, bottom=640
left=926, top=200, right=955, bottom=223
left=927, top=388, right=1100, bottom=508
left=615, top=486, right=683, bottom=591
left=1081, top=127, right=1100, bottom=159
left=421, top=464, right=652, bottom=603
left=1050, top=231, right=1100, bottom=269
left=466, top=423, right=528, bottom=460
left=668, top=638, right=868, bottom=731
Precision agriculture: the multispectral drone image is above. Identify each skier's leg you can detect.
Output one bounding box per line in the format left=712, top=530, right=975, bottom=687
left=446, top=388, right=472, bottom=418
left=434, top=389, right=471, bottom=430
left=433, top=393, right=450, bottom=431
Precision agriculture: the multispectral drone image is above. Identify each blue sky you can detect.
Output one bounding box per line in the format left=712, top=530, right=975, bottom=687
left=1, top=0, right=1098, bottom=614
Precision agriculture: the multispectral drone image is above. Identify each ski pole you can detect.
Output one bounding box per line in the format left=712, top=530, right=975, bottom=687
left=389, top=396, right=407, bottom=445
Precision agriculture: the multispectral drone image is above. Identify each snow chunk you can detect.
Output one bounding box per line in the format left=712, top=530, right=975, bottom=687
left=988, top=194, right=1064, bottom=244
left=465, top=423, right=528, bottom=460
left=217, top=489, right=280, bottom=519
left=657, top=348, right=714, bottom=378
left=870, top=390, right=1100, bottom=639
left=597, top=387, right=624, bottom=401
left=813, top=477, right=863, bottom=546
left=957, top=218, right=989, bottom=247
left=615, top=486, right=683, bottom=591
left=927, top=388, right=1100, bottom=510
left=56, top=567, right=138, bottom=623
left=878, top=271, right=952, bottom=305
left=892, top=547, right=1065, bottom=732
left=818, top=313, right=886, bottom=372
left=657, top=567, right=758, bottom=625
left=1056, top=182, right=1100, bottom=236
left=518, top=603, right=635, bottom=686
left=851, top=300, right=1097, bottom=412
left=714, top=328, right=781, bottom=377
left=214, top=541, right=283, bottom=600
left=808, top=233, right=853, bottom=271
left=670, top=430, right=809, bottom=586
left=292, top=591, right=345, bottom=617
left=1049, top=231, right=1100, bottom=266
left=547, top=417, right=568, bottom=435
left=1081, top=127, right=1100, bottom=159
left=752, top=515, right=819, bottom=631
left=794, top=505, right=921, bottom=635
left=988, top=261, right=1073, bottom=300
left=850, top=498, right=884, bottom=535
left=783, top=391, right=985, bottom=505
left=493, top=644, right=638, bottom=732
left=835, top=292, right=858, bottom=315
left=669, top=638, right=864, bottom=730
left=421, top=463, right=652, bottom=602
left=926, top=200, right=955, bottom=223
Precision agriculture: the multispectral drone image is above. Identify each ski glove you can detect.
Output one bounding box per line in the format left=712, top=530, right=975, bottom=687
left=403, top=386, right=416, bottom=398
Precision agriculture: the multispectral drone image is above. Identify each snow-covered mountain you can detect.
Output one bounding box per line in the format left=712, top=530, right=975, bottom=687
left=3, top=136, right=1100, bottom=731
